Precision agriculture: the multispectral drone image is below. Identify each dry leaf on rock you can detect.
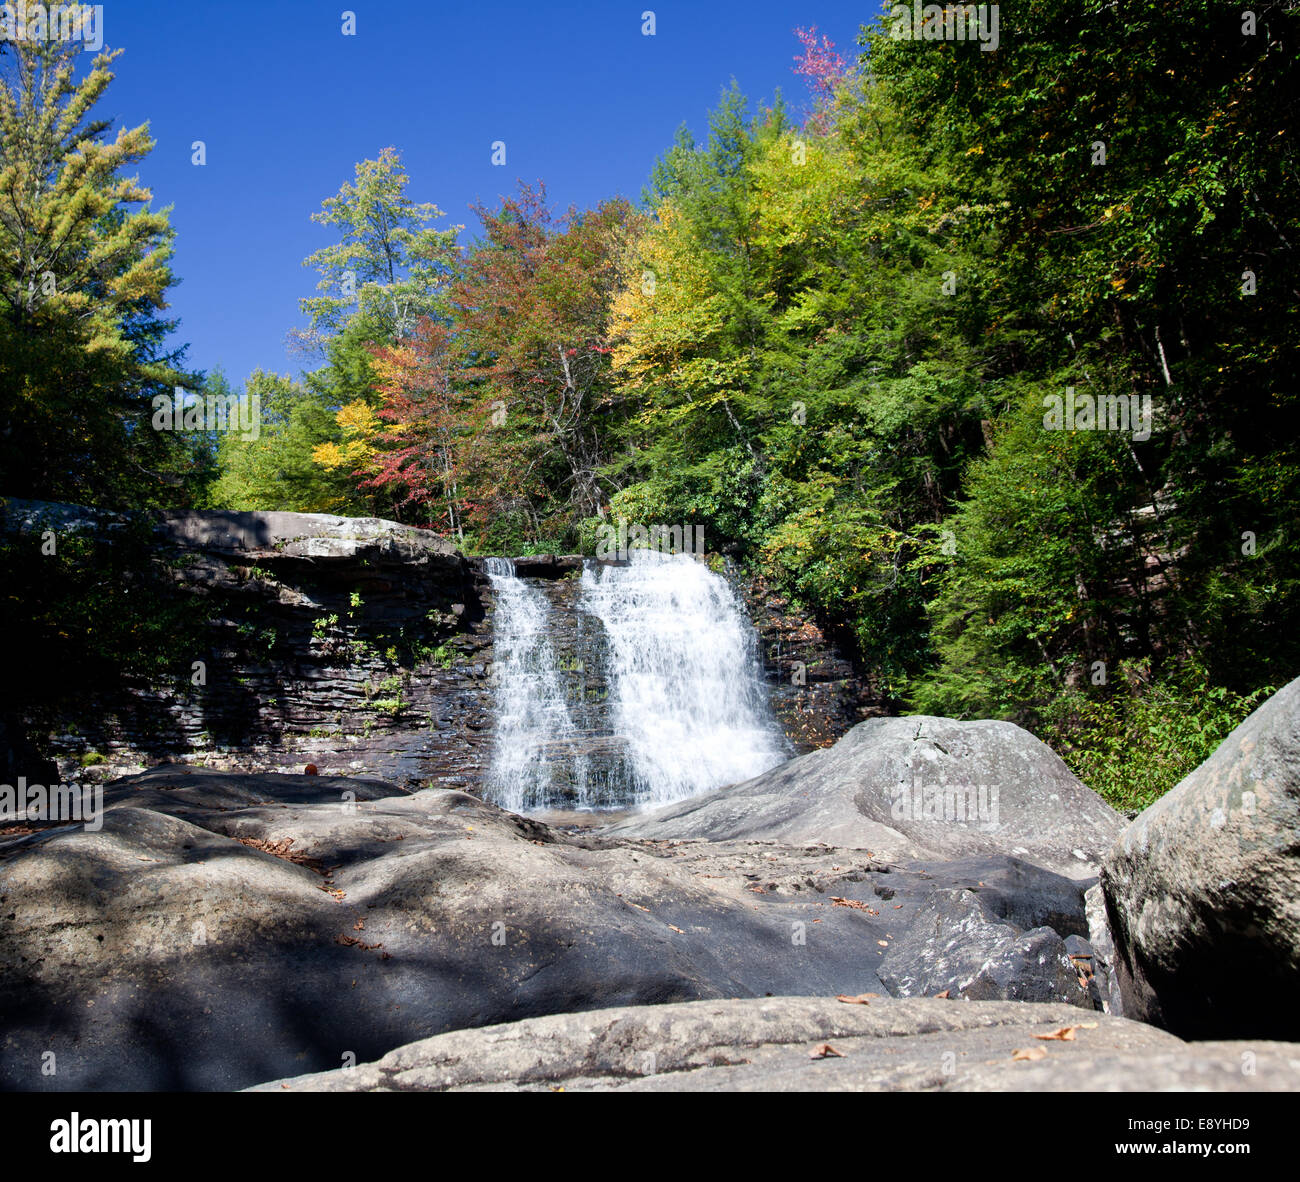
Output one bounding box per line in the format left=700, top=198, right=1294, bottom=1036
left=1034, top=1026, right=1079, bottom=1042
left=1012, top=1046, right=1048, bottom=1061
left=809, top=1043, right=846, bottom=1059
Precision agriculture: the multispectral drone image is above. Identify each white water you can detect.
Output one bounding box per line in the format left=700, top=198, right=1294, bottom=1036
left=483, top=558, right=589, bottom=812
left=579, top=550, right=789, bottom=806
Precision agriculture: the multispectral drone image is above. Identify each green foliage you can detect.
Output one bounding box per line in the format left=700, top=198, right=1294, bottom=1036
left=872, top=0, right=1300, bottom=792
left=1043, top=662, right=1276, bottom=813
left=8, top=12, right=1295, bottom=813
left=209, top=371, right=366, bottom=512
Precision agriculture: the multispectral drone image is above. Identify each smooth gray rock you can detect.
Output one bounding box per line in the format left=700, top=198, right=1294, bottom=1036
left=0, top=768, right=906, bottom=1091
left=1, top=762, right=1120, bottom=1091
left=248, top=995, right=1299, bottom=1093
left=1101, top=675, right=1300, bottom=1039
left=610, top=716, right=1123, bottom=879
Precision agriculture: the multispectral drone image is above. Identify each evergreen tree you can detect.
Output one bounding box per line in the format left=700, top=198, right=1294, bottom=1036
left=0, top=24, right=195, bottom=507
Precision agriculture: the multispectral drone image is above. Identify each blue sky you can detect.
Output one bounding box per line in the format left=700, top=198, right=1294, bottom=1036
left=94, top=1, right=875, bottom=388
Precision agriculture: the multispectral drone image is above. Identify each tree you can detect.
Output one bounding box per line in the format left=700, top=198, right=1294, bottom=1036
left=443, top=185, right=641, bottom=547
left=271, top=148, right=464, bottom=517
left=345, top=318, right=469, bottom=535
left=210, top=370, right=367, bottom=513
left=791, top=25, right=850, bottom=130
left=0, top=23, right=195, bottom=507
left=295, top=146, right=461, bottom=351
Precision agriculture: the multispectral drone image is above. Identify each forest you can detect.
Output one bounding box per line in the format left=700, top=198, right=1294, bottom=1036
left=3, top=0, right=1298, bottom=809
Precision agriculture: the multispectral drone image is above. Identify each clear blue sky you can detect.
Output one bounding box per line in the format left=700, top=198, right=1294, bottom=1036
left=97, top=1, right=875, bottom=388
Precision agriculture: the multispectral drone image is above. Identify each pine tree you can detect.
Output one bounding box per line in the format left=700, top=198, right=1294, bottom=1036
left=0, top=24, right=193, bottom=506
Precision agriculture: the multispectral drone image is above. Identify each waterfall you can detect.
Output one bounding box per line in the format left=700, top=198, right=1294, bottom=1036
left=483, top=558, right=589, bottom=812
left=483, top=551, right=789, bottom=812
left=579, top=550, right=789, bottom=806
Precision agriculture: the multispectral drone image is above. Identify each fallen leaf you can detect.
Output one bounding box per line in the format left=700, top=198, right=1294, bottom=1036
left=1012, top=1046, right=1048, bottom=1061
left=835, top=993, right=878, bottom=1005
left=809, top=1043, right=846, bottom=1059
left=1034, top=1026, right=1079, bottom=1042
left=830, top=896, right=879, bottom=914
left=336, top=933, right=383, bottom=951
left=667, top=924, right=684, bottom=933
left=876, top=940, right=890, bottom=947
left=934, top=990, right=951, bottom=999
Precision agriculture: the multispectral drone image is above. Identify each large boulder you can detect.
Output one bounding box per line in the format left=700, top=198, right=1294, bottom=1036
left=249, top=994, right=1300, bottom=1093
left=1101, top=675, right=1300, bottom=1039
left=609, top=716, right=1123, bottom=879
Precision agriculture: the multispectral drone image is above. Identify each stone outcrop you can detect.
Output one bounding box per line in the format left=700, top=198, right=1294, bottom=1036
left=739, top=572, right=880, bottom=751
left=2, top=500, right=496, bottom=792
left=1101, top=674, right=1300, bottom=1040
left=611, top=715, right=1125, bottom=879
left=3, top=763, right=1113, bottom=1091
left=249, top=995, right=1300, bottom=1092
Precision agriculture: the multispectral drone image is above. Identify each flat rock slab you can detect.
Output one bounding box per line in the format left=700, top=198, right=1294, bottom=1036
left=609, top=716, right=1123, bottom=879
left=153, top=509, right=461, bottom=563
left=250, top=995, right=1299, bottom=1092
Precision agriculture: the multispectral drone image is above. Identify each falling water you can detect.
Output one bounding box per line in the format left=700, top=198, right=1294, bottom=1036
left=483, top=558, right=589, bottom=812
left=579, top=550, right=789, bottom=806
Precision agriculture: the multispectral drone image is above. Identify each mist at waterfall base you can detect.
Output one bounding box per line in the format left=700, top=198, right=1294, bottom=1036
left=483, top=551, right=789, bottom=813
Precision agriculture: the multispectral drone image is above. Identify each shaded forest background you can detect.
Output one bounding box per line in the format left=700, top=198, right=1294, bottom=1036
left=3, top=1, right=1298, bottom=808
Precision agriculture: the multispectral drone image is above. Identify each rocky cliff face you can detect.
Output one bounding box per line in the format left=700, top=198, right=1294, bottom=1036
left=739, top=572, right=881, bottom=749
left=1, top=507, right=871, bottom=799
left=4, top=502, right=496, bottom=790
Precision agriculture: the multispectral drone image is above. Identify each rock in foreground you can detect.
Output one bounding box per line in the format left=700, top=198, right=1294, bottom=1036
left=1102, top=674, right=1300, bottom=1039
left=250, top=995, right=1299, bottom=1092
left=0, top=762, right=1117, bottom=1090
